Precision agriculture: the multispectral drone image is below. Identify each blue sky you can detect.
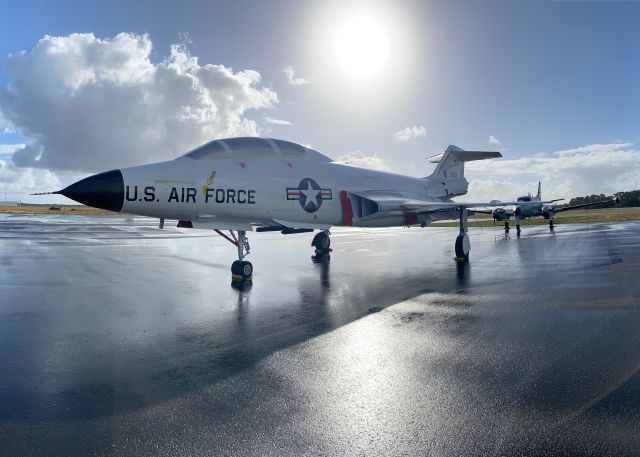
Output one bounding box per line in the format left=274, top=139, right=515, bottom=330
left=0, top=0, right=638, bottom=202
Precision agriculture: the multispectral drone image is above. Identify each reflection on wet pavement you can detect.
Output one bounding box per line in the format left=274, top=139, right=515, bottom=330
left=1, top=214, right=639, bottom=455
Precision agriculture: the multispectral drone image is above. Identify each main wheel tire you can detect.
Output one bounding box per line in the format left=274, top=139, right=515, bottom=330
left=549, top=220, right=554, bottom=230
left=312, top=232, right=331, bottom=251
left=454, top=234, right=470, bottom=262
left=454, top=235, right=464, bottom=257
left=239, top=261, right=253, bottom=277
left=231, top=260, right=241, bottom=275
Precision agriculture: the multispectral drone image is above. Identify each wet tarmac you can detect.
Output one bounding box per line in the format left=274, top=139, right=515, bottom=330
left=1, top=214, right=639, bottom=456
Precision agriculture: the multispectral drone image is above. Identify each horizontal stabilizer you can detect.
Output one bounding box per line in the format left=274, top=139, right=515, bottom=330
left=428, top=147, right=502, bottom=164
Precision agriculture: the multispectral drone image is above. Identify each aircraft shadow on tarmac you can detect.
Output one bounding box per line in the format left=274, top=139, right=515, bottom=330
left=2, top=254, right=474, bottom=423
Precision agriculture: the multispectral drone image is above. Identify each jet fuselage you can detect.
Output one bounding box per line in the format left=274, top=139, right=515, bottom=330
left=63, top=155, right=468, bottom=228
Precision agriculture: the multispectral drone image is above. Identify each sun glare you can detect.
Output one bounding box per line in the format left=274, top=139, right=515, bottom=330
left=334, top=15, right=389, bottom=80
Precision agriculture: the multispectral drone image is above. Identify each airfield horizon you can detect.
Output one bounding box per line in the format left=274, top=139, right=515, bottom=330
left=1, top=205, right=639, bottom=226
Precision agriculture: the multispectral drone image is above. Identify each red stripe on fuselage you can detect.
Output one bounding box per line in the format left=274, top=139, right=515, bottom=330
left=340, top=191, right=353, bottom=226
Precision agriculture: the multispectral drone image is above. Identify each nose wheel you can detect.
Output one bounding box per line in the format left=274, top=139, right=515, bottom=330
left=214, top=229, right=253, bottom=282
left=231, top=260, right=253, bottom=278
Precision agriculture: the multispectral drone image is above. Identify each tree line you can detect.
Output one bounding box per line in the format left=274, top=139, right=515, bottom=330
left=561, top=190, right=640, bottom=208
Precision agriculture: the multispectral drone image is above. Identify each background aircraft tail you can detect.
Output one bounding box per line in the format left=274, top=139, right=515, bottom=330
left=536, top=181, right=542, bottom=200
left=427, top=145, right=501, bottom=179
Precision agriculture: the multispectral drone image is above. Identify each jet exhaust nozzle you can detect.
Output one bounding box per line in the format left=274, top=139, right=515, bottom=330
left=58, top=169, right=124, bottom=212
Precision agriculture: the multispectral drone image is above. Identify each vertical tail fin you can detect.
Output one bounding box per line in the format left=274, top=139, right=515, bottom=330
left=537, top=181, right=541, bottom=199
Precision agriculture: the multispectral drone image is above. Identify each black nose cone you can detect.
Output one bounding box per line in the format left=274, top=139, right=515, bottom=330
left=59, top=169, right=124, bottom=212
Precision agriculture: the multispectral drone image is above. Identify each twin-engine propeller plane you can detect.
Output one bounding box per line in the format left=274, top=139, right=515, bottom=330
left=473, top=182, right=613, bottom=234
left=37, top=138, right=514, bottom=282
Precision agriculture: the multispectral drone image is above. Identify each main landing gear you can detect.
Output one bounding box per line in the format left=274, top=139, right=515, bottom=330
left=515, top=215, right=521, bottom=236
left=454, top=207, right=470, bottom=263
left=217, top=228, right=332, bottom=284
left=504, top=221, right=510, bottom=232
left=549, top=218, right=555, bottom=231
left=214, top=229, right=253, bottom=281
left=311, top=230, right=332, bottom=255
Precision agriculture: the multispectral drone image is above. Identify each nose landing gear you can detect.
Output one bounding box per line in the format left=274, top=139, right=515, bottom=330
left=214, top=229, right=253, bottom=282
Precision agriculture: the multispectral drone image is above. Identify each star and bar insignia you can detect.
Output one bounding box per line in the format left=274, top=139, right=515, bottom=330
left=286, top=178, right=332, bottom=213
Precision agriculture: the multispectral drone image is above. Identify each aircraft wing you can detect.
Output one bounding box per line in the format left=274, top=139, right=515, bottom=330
left=552, top=199, right=614, bottom=213
left=542, top=198, right=564, bottom=204
left=411, top=200, right=520, bottom=213
left=351, top=191, right=518, bottom=214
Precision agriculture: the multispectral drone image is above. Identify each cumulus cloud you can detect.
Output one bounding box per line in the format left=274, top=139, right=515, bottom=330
left=336, top=151, right=391, bottom=172
left=488, top=135, right=501, bottom=145
left=0, top=32, right=278, bottom=173
left=282, top=66, right=309, bottom=86
left=263, top=116, right=293, bottom=126
left=0, top=158, right=62, bottom=198
left=0, top=144, right=61, bottom=201
left=0, top=143, right=25, bottom=154
left=463, top=142, right=640, bottom=202
left=393, top=125, right=426, bottom=142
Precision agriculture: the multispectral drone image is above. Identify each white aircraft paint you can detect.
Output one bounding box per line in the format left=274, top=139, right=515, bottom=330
left=47, top=138, right=513, bottom=280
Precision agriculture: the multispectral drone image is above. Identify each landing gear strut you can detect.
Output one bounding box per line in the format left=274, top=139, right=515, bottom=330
left=454, top=207, right=470, bottom=262
left=549, top=218, right=555, bottom=231
left=215, top=229, right=253, bottom=281
left=515, top=215, right=521, bottom=235
left=504, top=221, right=510, bottom=232
left=311, top=230, right=332, bottom=254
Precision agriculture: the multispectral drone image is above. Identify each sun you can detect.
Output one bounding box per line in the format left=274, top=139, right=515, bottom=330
left=334, top=15, right=389, bottom=80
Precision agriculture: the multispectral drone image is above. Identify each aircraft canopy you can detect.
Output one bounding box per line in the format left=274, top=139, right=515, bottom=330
left=182, top=137, right=332, bottom=162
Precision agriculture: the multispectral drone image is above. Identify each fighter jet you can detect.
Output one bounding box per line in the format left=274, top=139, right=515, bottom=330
left=473, top=182, right=613, bottom=233
left=39, top=138, right=512, bottom=282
